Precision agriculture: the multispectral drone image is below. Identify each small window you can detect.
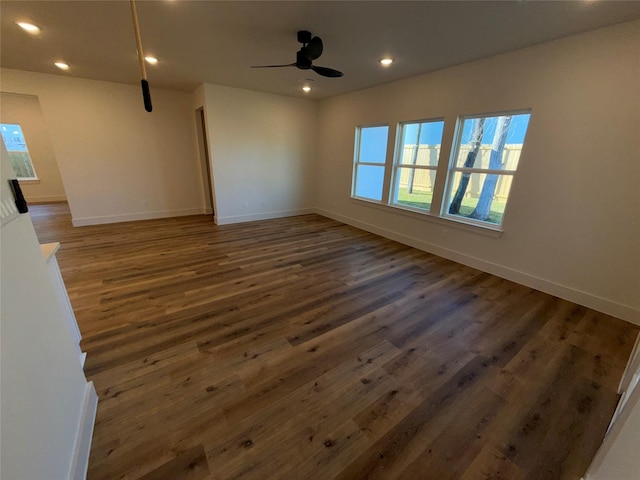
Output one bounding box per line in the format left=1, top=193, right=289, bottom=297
left=352, top=125, right=389, bottom=202
left=444, top=112, right=531, bottom=227
left=391, top=119, right=445, bottom=212
left=0, top=124, right=38, bottom=179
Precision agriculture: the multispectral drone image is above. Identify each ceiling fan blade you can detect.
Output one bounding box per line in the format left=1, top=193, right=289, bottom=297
left=250, top=63, right=296, bottom=68
left=311, top=65, right=344, bottom=78
left=305, top=36, right=323, bottom=60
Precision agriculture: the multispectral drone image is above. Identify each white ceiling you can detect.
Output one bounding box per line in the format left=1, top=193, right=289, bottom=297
left=2, top=1, right=640, bottom=99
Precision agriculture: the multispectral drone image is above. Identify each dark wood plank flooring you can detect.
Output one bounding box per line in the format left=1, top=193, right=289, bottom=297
left=30, top=203, right=639, bottom=480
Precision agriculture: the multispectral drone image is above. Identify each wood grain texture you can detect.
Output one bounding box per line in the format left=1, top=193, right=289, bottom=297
left=30, top=203, right=639, bottom=480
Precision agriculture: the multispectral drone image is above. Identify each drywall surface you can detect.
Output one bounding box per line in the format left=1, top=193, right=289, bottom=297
left=0, top=92, right=67, bottom=202
left=0, top=68, right=205, bottom=225
left=316, top=20, right=640, bottom=323
left=0, top=140, right=93, bottom=479
left=198, top=83, right=317, bottom=224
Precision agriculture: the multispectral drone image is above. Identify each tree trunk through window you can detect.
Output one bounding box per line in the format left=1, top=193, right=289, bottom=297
left=449, top=118, right=485, bottom=214
left=469, top=115, right=512, bottom=221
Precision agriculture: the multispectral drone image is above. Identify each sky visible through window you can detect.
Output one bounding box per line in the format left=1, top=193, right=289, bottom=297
left=1, top=124, right=29, bottom=151
left=359, top=126, right=388, bottom=163
left=359, top=116, right=529, bottom=163
left=460, top=114, right=530, bottom=145
left=402, top=122, right=444, bottom=145
left=354, top=126, right=389, bottom=201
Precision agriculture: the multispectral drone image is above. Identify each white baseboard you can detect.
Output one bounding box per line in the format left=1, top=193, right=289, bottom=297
left=72, top=207, right=207, bottom=226
left=315, top=208, right=640, bottom=326
left=216, top=208, right=314, bottom=225
left=69, top=381, right=98, bottom=480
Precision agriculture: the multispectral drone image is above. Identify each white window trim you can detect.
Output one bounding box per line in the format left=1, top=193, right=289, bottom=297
left=351, top=124, right=389, bottom=203
left=390, top=118, right=445, bottom=212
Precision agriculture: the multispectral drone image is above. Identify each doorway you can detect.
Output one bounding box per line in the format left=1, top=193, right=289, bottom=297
left=195, top=107, right=215, bottom=218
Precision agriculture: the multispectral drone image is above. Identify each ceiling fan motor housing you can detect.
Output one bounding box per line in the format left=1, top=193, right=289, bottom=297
left=297, top=30, right=312, bottom=44
left=296, top=50, right=312, bottom=69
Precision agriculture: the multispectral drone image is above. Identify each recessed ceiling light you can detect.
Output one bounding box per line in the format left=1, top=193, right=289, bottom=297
left=302, top=86, right=311, bottom=93
left=380, top=58, right=394, bottom=66
left=145, top=56, right=158, bottom=65
left=16, top=21, right=40, bottom=33
left=54, top=62, right=70, bottom=70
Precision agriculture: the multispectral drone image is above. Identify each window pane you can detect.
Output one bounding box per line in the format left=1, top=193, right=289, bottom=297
left=446, top=172, right=512, bottom=225
left=355, top=165, right=385, bottom=201
left=393, top=167, right=435, bottom=211
left=399, top=121, right=444, bottom=167
left=0, top=124, right=28, bottom=151
left=359, top=126, right=389, bottom=164
left=454, top=114, right=530, bottom=171
left=8, top=152, right=36, bottom=178
left=0, top=124, right=37, bottom=178
left=394, top=168, right=436, bottom=210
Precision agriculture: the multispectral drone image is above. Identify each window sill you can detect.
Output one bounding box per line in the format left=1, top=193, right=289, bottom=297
left=350, top=197, right=503, bottom=238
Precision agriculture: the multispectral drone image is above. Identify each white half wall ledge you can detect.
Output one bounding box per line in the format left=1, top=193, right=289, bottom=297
left=316, top=208, right=640, bottom=327
left=71, top=207, right=209, bottom=227
left=215, top=208, right=315, bottom=225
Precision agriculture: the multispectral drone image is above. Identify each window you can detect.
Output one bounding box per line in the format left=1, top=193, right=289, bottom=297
left=443, top=112, right=531, bottom=227
left=391, top=119, right=445, bottom=212
left=350, top=110, right=531, bottom=232
left=352, top=125, right=389, bottom=202
left=0, top=124, right=38, bottom=179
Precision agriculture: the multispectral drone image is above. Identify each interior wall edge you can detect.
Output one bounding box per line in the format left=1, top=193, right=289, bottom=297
left=68, top=382, right=98, bottom=480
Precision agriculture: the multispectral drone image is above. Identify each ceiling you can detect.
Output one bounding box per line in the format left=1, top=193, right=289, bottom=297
left=2, top=1, right=640, bottom=100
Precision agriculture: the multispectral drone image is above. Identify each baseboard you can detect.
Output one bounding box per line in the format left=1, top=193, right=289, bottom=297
left=26, top=195, right=67, bottom=204
left=315, top=208, right=640, bottom=326
left=216, top=208, right=314, bottom=225
left=72, top=207, right=207, bottom=226
left=69, top=381, right=98, bottom=480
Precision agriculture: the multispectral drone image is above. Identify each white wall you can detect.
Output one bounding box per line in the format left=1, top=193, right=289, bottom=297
left=585, top=333, right=640, bottom=480
left=315, top=20, right=640, bottom=324
left=0, top=68, right=206, bottom=225
left=196, top=83, right=317, bottom=224
left=0, top=140, right=96, bottom=479
left=0, top=92, right=67, bottom=203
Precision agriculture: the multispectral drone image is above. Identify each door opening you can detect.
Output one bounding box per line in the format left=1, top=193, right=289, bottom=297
left=195, top=107, right=215, bottom=218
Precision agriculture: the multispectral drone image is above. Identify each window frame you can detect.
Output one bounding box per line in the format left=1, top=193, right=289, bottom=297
left=0, top=123, right=39, bottom=181
left=349, top=108, right=531, bottom=235
left=390, top=117, right=445, bottom=214
left=441, top=109, right=532, bottom=230
left=351, top=124, right=390, bottom=203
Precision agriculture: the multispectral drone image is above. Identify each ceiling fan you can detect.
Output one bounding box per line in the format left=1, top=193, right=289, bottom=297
left=251, top=30, right=344, bottom=78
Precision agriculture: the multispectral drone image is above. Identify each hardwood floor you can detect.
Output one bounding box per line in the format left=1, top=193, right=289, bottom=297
left=31, top=203, right=638, bottom=480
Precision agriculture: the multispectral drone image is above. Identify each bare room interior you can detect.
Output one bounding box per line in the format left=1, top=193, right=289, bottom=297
left=1, top=1, right=639, bottom=479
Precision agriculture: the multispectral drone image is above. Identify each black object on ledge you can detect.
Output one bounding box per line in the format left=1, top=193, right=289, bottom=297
left=9, top=179, right=28, bottom=213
